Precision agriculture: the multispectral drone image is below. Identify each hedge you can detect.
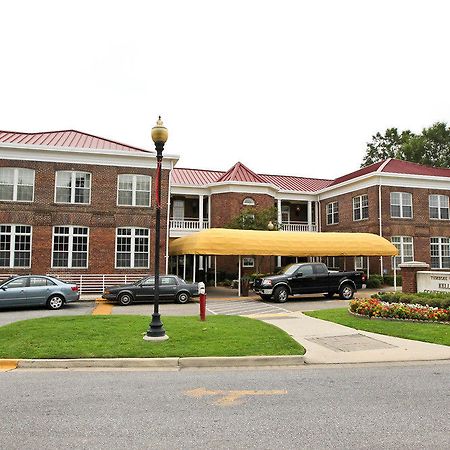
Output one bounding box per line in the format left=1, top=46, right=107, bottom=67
left=372, top=292, right=450, bottom=309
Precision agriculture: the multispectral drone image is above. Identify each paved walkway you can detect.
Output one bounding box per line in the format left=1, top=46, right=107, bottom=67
left=257, top=311, right=450, bottom=364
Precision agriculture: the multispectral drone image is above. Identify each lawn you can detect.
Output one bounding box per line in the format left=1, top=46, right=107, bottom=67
left=0, top=315, right=305, bottom=359
left=305, top=308, right=450, bottom=346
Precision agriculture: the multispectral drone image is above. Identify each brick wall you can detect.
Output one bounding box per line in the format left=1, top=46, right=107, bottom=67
left=0, top=159, right=170, bottom=274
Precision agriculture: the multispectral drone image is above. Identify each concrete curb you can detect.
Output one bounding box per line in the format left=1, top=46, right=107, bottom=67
left=6, top=355, right=304, bottom=370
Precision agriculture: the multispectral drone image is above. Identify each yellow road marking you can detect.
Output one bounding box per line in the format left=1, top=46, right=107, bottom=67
left=185, top=387, right=287, bottom=405
left=0, top=359, right=18, bottom=372
left=92, top=302, right=113, bottom=315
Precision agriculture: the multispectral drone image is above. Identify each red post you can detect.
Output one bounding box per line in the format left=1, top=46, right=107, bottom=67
left=200, top=293, right=206, bottom=321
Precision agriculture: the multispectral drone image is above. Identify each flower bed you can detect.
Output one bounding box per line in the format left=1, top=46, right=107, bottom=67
left=349, top=298, right=450, bottom=323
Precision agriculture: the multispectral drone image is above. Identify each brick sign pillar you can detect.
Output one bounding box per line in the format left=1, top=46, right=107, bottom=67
left=399, top=261, right=430, bottom=293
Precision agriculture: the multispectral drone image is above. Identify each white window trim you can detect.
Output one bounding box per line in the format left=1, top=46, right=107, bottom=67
left=115, top=227, right=150, bottom=269
left=242, top=257, right=255, bottom=268
left=429, top=194, right=449, bottom=221
left=390, top=192, right=413, bottom=219
left=352, top=194, right=369, bottom=221
left=281, top=205, right=290, bottom=223
left=326, top=201, right=339, bottom=225
left=51, top=226, right=89, bottom=269
left=243, top=197, right=255, bottom=206
left=0, top=224, right=32, bottom=268
left=391, top=236, right=414, bottom=269
left=430, top=237, right=450, bottom=269
left=0, top=168, right=35, bottom=203
left=354, top=256, right=365, bottom=270
left=54, top=171, right=92, bottom=205
left=117, top=174, right=152, bottom=208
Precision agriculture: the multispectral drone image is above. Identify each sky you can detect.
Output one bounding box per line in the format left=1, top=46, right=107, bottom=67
left=1, top=0, right=450, bottom=180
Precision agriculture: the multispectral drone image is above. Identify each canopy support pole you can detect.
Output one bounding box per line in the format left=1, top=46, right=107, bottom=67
left=176, top=256, right=179, bottom=276
left=367, top=257, right=370, bottom=279
left=183, top=255, right=186, bottom=280
left=394, top=264, right=397, bottom=292
left=238, top=255, right=241, bottom=297
left=193, top=255, right=196, bottom=283
left=214, top=256, right=217, bottom=287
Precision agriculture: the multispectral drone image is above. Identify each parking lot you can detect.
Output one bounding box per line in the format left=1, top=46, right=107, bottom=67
left=0, top=286, right=381, bottom=326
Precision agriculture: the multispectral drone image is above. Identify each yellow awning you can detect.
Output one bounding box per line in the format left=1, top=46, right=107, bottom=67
left=169, top=228, right=398, bottom=257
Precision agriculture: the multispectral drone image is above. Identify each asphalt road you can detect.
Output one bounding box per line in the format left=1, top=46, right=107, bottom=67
left=1, top=362, right=449, bottom=450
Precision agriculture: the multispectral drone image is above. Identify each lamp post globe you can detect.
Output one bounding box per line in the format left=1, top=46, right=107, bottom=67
left=144, top=116, right=169, bottom=341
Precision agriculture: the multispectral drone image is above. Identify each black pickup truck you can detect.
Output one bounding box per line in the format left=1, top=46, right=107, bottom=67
left=253, top=262, right=366, bottom=302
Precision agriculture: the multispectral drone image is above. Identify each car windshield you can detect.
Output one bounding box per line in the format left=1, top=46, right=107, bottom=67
left=278, top=264, right=299, bottom=275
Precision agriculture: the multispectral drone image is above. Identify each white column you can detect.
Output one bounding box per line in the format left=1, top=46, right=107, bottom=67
left=183, top=255, right=186, bottom=280
left=238, top=255, right=241, bottom=297
left=308, top=201, right=313, bottom=231
left=199, top=256, right=204, bottom=270
left=193, top=255, right=196, bottom=283
left=199, top=195, right=204, bottom=229
left=176, top=256, right=179, bottom=276
left=208, top=196, right=211, bottom=229
left=367, top=257, right=370, bottom=279
left=277, top=199, right=282, bottom=268
left=314, top=201, right=319, bottom=232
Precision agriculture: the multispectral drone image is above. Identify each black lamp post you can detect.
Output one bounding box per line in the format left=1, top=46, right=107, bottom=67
left=144, top=116, right=169, bottom=341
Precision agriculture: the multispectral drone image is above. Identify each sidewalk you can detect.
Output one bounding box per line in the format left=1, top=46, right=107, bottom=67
left=259, top=311, right=450, bottom=364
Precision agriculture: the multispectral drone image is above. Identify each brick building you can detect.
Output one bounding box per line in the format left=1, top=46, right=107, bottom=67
left=0, top=130, right=178, bottom=277
left=1, top=129, right=449, bottom=281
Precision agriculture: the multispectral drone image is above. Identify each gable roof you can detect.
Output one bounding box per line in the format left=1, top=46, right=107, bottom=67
left=216, top=162, right=267, bottom=183
left=329, top=158, right=450, bottom=186
left=0, top=130, right=152, bottom=153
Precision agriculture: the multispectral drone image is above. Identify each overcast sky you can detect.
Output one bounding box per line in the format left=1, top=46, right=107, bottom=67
left=1, top=1, right=449, bottom=179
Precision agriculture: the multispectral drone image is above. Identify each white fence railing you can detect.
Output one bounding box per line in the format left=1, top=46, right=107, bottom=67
left=46, top=273, right=148, bottom=294
left=280, top=222, right=317, bottom=232
left=170, top=218, right=210, bottom=231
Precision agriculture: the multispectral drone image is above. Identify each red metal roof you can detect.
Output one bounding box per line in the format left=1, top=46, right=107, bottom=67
left=217, top=162, right=268, bottom=183
left=328, top=160, right=385, bottom=186
left=382, top=159, right=450, bottom=178
left=0, top=130, right=151, bottom=153
left=172, top=165, right=332, bottom=192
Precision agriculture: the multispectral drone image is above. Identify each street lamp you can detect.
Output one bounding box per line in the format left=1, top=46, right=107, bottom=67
left=144, top=116, right=169, bottom=341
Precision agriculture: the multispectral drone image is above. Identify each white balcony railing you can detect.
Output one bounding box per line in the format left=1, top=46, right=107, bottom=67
left=170, top=218, right=210, bottom=232
left=280, top=222, right=317, bottom=232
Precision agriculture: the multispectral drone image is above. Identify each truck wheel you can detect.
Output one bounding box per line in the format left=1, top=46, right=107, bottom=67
left=339, top=284, right=354, bottom=300
left=273, top=286, right=289, bottom=303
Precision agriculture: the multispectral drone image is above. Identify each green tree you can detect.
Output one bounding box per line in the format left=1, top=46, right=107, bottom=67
left=225, top=206, right=279, bottom=230
left=361, top=122, right=450, bottom=168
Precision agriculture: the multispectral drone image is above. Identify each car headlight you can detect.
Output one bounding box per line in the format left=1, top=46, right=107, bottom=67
left=104, top=290, right=110, bottom=295
left=261, top=279, right=272, bottom=287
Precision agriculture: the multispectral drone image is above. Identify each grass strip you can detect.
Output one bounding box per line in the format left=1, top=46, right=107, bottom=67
left=0, top=315, right=305, bottom=359
left=305, top=308, right=450, bottom=346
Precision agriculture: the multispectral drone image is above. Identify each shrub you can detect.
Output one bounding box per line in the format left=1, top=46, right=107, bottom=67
left=349, top=298, right=450, bottom=322
left=373, top=292, right=450, bottom=309
left=366, top=275, right=383, bottom=289
left=383, top=275, right=402, bottom=286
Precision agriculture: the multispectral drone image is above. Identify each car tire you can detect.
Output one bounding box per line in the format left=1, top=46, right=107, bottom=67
left=47, top=295, right=65, bottom=310
left=176, top=292, right=190, bottom=304
left=118, top=292, right=133, bottom=306
left=324, top=292, right=335, bottom=299
left=273, top=286, right=289, bottom=303
left=259, top=294, right=272, bottom=301
left=339, top=284, right=355, bottom=300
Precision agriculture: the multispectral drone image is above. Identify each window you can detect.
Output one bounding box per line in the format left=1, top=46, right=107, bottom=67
left=298, top=264, right=313, bottom=276
left=55, top=171, right=91, bottom=204
left=390, top=192, right=412, bottom=218
left=0, top=225, right=32, bottom=268
left=30, top=277, right=55, bottom=287
left=116, top=228, right=150, bottom=268
left=391, top=236, right=414, bottom=269
left=430, top=237, right=450, bottom=269
left=242, top=257, right=255, bottom=268
left=118, top=174, right=151, bottom=207
left=353, top=195, right=369, bottom=221
left=4, top=277, right=28, bottom=289
left=326, top=202, right=339, bottom=225
left=0, top=168, right=34, bottom=202
left=354, top=256, right=366, bottom=271
left=243, top=198, right=255, bottom=206
left=52, top=226, right=89, bottom=268
left=160, top=276, right=177, bottom=285
left=281, top=205, right=290, bottom=223
left=172, top=199, right=185, bottom=220
left=429, top=195, right=449, bottom=220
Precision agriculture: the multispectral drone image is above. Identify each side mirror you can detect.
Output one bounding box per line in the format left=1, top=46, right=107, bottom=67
left=296, top=272, right=303, bottom=278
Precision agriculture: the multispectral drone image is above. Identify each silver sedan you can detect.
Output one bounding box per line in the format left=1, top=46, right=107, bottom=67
left=0, top=275, right=80, bottom=310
